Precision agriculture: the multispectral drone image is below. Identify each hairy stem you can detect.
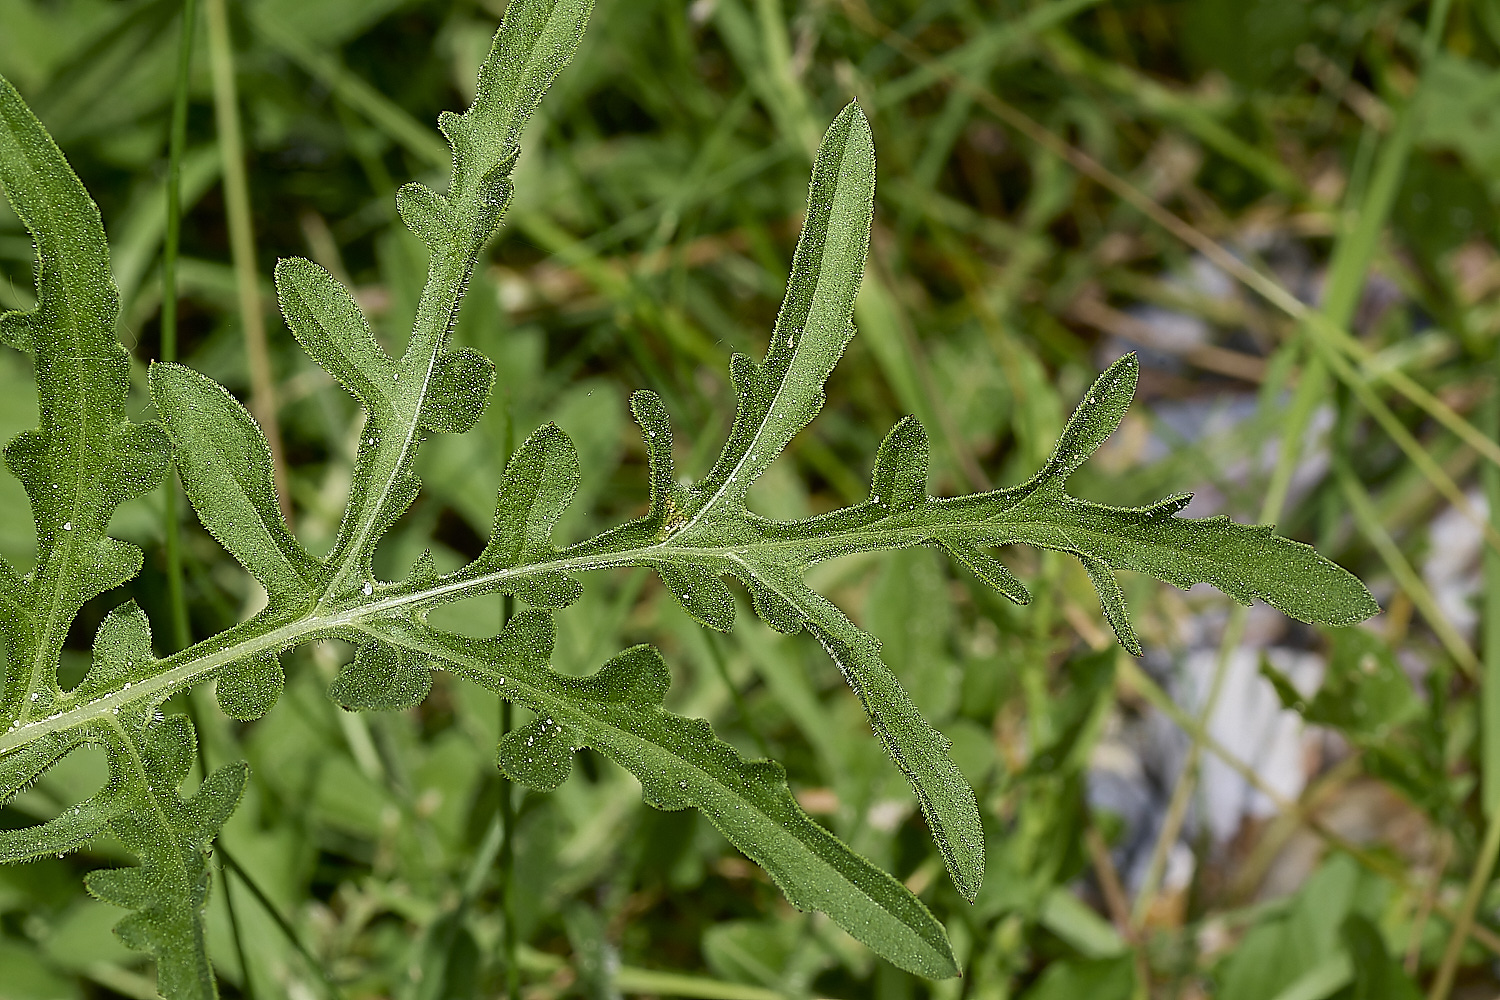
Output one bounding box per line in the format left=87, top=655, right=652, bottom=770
left=0, top=487, right=1356, bottom=755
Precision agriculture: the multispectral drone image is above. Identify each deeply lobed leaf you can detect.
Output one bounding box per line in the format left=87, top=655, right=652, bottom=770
left=0, top=0, right=1384, bottom=989
left=346, top=612, right=961, bottom=979
left=0, top=74, right=171, bottom=718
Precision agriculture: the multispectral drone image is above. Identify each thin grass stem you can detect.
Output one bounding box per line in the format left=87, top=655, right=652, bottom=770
left=182, top=693, right=255, bottom=999
left=1432, top=333, right=1500, bottom=998
left=160, top=0, right=199, bottom=654
left=1131, top=354, right=1328, bottom=926
left=222, top=863, right=255, bottom=1000
left=1484, top=354, right=1500, bottom=818
left=501, top=693, right=519, bottom=1000
left=219, top=845, right=344, bottom=1000
left=1428, top=809, right=1500, bottom=1000
left=838, top=0, right=1500, bottom=492
left=1336, top=460, right=1478, bottom=672
left=705, top=630, right=770, bottom=759
left=204, top=0, right=291, bottom=523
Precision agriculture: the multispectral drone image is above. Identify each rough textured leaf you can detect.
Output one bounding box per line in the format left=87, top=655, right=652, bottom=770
left=0, top=74, right=250, bottom=999
left=549, top=106, right=988, bottom=900
left=275, top=256, right=398, bottom=410
left=0, top=73, right=171, bottom=719
left=439, top=0, right=594, bottom=237
left=85, top=721, right=247, bottom=1000
left=680, top=101, right=874, bottom=523
left=329, top=641, right=434, bottom=711
left=151, top=362, right=325, bottom=605
left=373, top=612, right=959, bottom=979
left=0, top=7, right=1384, bottom=990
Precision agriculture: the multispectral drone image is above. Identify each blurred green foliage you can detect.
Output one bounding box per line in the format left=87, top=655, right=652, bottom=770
left=2, top=0, right=1500, bottom=996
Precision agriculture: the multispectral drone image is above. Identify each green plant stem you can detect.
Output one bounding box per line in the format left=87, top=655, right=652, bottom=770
left=0, top=489, right=1371, bottom=757
left=219, top=845, right=344, bottom=1000
left=1427, top=808, right=1500, bottom=1000
left=161, top=0, right=198, bottom=655
left=706, top=630, right=771, bottom=759
left=182, top=694, right=254, bottom=998
left=204, top=0, right=291, bottom=523
left=501, top=692, right=519, bottom=1000
left=1484, top=355, right=1500, bottom=818
left=222, top=865, right=256, bottom=1000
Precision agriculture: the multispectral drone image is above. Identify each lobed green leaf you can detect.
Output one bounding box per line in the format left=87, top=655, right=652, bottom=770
left=151, top=362, right=326, bottom=606
left=0, top=5, right=1386, bottom=990
left=0, top=73, right=171, bottom=715
left=369, top=612, right=961, bottom=979
left=682, top=101, right=875, bottom=524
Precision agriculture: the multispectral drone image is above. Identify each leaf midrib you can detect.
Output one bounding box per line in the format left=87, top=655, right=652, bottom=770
left=316, top=287, right=452, bottom=605
left=0, top=499, right=1106, bottom=753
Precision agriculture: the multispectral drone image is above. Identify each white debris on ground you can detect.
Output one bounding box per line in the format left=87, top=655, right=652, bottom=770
left=1082, top=253, right=1349, bottom=907
left=1423, top=492, right=1487, bottom=643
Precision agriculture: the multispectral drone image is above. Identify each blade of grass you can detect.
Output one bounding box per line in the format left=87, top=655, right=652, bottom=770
left=1130, top=6, right=1447, bottom=912
left=705, top=629, right=771, bottom=759
left=711, top=0, right=818, bottom=159
left=163, top=12, right=261, bottom=992
left=872, top=0, right=1105, bottom=108
left=1335, top=459, right=1478, bottom=675
left=1485, top=357, right=1500, bottom=819
left=500, top=405, right=519, bottom=1000
left=1430, top=345, right=1500, bottom=999
left=220, top=845, right=345, bottom=1000
left=415, top=786, right=508, bottom=1000
left=205, top=0, right=291, bottom=523
left=501, top=692, right=519, bottom=1000
left=160, top=0, right=199, bottom=655
left=1317, top=335, right=1500, bottom=555
left=517, top=947, right=801, bottom=1000
left=115, top=147, right=220, bottom=332
left=613, top=967, right=800, bottom=999
left=251, top=11, right=450, bottom=170
left=221, top=855, right=255, bottom=999
left=1428, top=811, right=1500, bottom=1000
left=1040, top=28, right=1302, bottom=196
left=183, top=691, right=253, bottom=998
left=856, top=261, right=991, bottom=491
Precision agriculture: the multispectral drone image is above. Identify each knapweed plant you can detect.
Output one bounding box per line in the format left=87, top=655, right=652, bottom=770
left=0, top=0, right=1377, bottom=995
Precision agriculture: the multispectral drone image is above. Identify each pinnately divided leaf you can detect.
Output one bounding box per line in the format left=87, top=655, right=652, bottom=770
left=0, top=74, right=171, bottom=723
left=335, top=612, right=960, bottom=978
left=0, top=0, right=1383, bottom=991
left=1, top=71, right=246, bottom=1000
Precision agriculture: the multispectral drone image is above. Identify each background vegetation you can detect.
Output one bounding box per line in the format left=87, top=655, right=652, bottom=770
left=1, top=0, right=1498, bottom=996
